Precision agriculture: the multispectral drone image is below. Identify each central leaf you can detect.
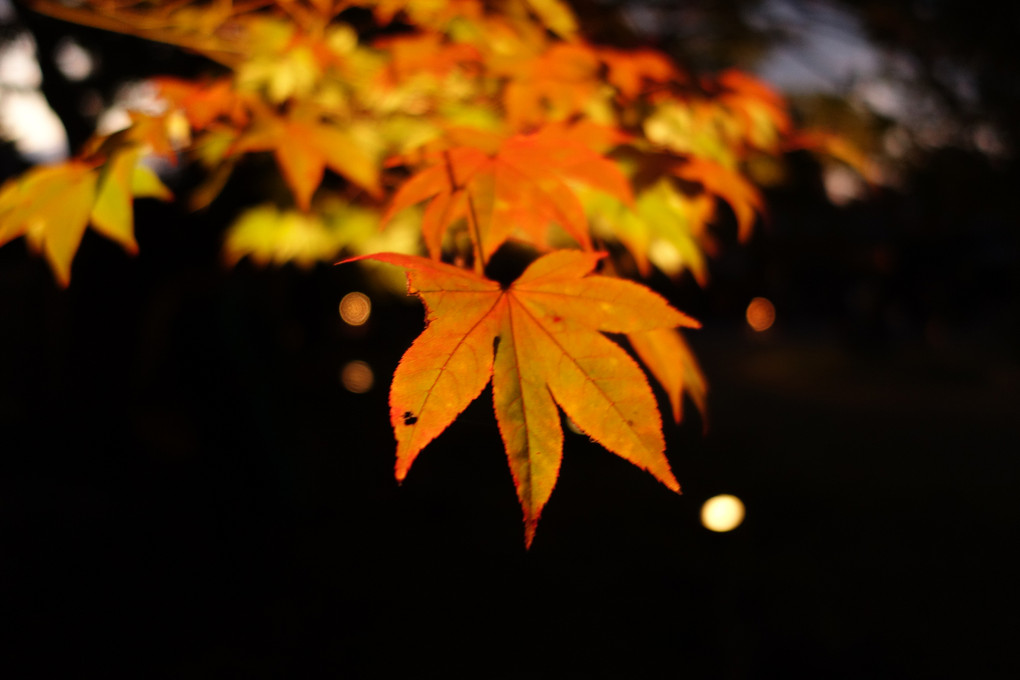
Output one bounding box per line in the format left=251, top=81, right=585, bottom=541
left=346, top=249, right=698, bottom=546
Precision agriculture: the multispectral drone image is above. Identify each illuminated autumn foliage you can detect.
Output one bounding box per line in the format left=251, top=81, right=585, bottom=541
left=0, top=0, right=856, bottom=546
left=346, top=250, right=698, bottom=546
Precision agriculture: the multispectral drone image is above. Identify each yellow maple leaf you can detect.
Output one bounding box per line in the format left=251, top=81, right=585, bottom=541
left=0, top=149, right=171, bottom=285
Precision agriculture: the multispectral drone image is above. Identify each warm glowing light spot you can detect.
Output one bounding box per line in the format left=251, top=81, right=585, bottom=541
left=701, top=494, right=745, bottom=532
left=0, top=33, right=42, bottom=88
left=648, top=238, right=683, bottom=273
left=746, top=297, right=776, bottom=332
left=341, top=360, right=374, bottom=394
left=54, top=38, right=94, bottom=82
left=339, top=292, right=371, bottom=326
left=0, top=90, right=69, bottom=161
left=0, top=32, right=69, bottom=162
left=823, top=165, right=865, bottom=205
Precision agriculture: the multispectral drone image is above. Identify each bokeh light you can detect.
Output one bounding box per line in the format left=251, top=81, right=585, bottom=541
left=700, top=494, right=745, bottom=532
left=746, top=297, right=776, bottom=332
left=339, top=292, right=371, bottom=326
left=0, top=32, right=69, bottom=161
left=340, top=360, right=374, bottom=394
left=54, top=38, right=94, bottom=81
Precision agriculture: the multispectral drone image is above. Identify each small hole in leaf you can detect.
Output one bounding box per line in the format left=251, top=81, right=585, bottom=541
left=402, top=411, right=418, bottom=425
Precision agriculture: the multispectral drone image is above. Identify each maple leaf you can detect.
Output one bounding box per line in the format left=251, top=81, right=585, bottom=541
left=627, top=327, right=707, bottom=426
left=500, top=42, right=603, bottom=130
left=237, top=36, right=323, bottom=104
left=786, top=129, right=875, bottom=183
left=375, top=32, right=481, bottom=81
left=223, top=198, right=420, bottom=270
left=598, top=47, right=682, bottom=100
left=231, top=107, right=381, bottom=210
left=643, top=98, right=742, bottom=166
left=524, top=0, right=579, bottom=39
left=673, top=157, right=763, bottom=244
left=344, top=250, right=698, bottom=546
left=715, top=69, right=791, bottom=152
left=223, top=204, right=339, bottom=268
left=383, top=125, right=633, bottom=265
left=0, top=150, right=171, bottom=286
left=587, top=176, right=714, bottom=284
left=0, top=162, right=97, bottom=286
left=91, top=147, right=174, bottom=253
left=101, top=111, right=190, bottom=163
left=155, top=77, right=250, bottom=131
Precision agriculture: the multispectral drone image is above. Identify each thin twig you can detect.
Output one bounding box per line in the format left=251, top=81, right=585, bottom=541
left=442, top=150, right=485, bottom=273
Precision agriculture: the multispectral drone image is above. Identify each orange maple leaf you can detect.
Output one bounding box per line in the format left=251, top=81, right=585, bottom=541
left=627, top=327, right=707, bottom=427
left=715, top=69, right=792, bottom=153
left=230, top=108, right=380, bottom=211
left=500, top=42, right=602, bottom=130
left=383, top=125, right=633, bottom=265
left=345, top=250, right=698, bottom=546
left=374, top=32, right=481, bottom=81
left=673, top=157, right=763, bottom=243
left=155, top=77, right=250, bottom=131
left=598, top=46, right=682, bottom=100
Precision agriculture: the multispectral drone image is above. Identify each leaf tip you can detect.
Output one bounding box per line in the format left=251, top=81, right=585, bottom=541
left=523, top=519, right=538, bottom=549
left=335, top=252, right=376, bottom=266
left=677, top=312, right=701, bottom=330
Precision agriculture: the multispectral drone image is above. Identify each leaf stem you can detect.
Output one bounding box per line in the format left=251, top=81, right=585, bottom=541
left=442, top=150, right=485, bottom=273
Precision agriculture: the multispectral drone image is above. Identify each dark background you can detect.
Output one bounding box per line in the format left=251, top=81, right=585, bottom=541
left=2, top=1, right=1019, bottom=677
